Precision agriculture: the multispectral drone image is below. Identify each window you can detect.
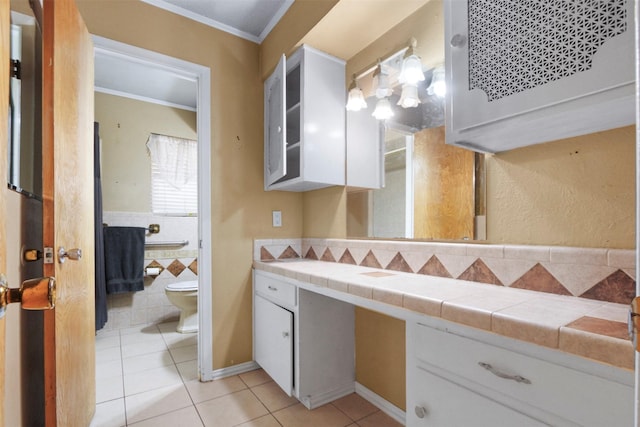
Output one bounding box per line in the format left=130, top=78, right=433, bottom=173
left=146, top=133, right=197, bottom=215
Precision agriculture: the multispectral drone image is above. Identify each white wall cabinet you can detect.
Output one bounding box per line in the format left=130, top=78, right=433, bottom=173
left=406, top=322, right=633, bottom=427
left=444, top=0, right=635, bottom=153
left=346, top=103, right=384, bottom=189
left=264, top=45, right=346, bottom=191
left=253, top=270, right=355, bottom=408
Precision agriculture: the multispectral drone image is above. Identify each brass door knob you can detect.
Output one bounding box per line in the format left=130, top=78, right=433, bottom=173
left=0, top=275, right=56, bottom=318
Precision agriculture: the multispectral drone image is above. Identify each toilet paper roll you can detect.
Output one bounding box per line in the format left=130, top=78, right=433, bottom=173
left=145, top=267, right=161, bottom=276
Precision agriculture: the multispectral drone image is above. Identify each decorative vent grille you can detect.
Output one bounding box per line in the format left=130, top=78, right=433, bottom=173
left=468, top=0, right=627, bottom=102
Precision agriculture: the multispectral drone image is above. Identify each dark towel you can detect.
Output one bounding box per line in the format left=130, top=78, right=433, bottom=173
left=103, top=226, right=145, bottom=294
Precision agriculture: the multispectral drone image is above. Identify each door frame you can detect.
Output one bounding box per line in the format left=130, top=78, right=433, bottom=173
left=92, top=35, right=214, bottom=381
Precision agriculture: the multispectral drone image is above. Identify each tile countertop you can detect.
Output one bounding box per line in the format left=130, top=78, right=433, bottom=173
left=253, top=259, right=634, bottom=371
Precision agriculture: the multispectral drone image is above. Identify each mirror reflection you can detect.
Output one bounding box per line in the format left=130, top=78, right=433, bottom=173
left=8, top=4, right=42, bottom=198
left=347, top=88, right=485, bottom=241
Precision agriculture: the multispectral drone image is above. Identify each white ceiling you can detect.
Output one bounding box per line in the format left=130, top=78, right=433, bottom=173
left=95, top=0, right=294, bottom=111
left=140, top=0, right=294, bottom=44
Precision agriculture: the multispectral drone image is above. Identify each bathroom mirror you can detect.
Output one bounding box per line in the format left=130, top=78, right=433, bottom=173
left=346, top=88, right=486, bottom=241
left=8, top=2, right=43, bottom=198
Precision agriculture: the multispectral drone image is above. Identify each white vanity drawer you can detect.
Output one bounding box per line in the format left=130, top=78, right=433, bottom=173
left=409, top=323, right=633, bottom=426
left=255, top=272, right=297, bottom=308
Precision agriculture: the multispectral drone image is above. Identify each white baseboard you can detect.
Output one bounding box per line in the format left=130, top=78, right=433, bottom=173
left=355, top=382, right=406, bottom=426
left=299, top=383, right=355, bottom=410
left=207, top=361, right=260, bottom=381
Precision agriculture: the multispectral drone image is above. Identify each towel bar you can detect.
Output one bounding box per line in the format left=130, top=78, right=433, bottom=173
left=145, top=240, right=188, bottom=248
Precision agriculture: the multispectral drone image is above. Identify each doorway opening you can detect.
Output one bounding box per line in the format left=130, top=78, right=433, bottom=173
left=92, top=36, right=213, bottom=381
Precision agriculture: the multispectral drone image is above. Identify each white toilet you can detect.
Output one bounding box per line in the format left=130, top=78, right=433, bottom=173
left=164, top=280, right=198, bottom=333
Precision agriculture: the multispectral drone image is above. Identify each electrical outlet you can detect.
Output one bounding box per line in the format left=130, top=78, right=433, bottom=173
left=272, top=210, right=282, bottom=227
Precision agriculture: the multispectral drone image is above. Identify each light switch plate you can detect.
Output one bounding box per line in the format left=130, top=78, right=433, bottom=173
left=272, top=210, right=282, bottom=227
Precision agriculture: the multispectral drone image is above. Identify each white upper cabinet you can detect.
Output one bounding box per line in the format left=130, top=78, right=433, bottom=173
left=346, top=103, right=384, bottom=189
left=444, top=0, right=635, bottom=153
left=264, top=45, right=346, bottom=191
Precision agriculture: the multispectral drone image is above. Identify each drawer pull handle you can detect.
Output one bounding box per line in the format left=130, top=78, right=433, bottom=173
left=478, top=362, right=531, bottom=384
left=268, top=286, right=278, bottom=291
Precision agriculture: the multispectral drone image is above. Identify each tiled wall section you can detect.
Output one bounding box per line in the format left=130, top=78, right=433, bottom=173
left=102, top=212, right=198, bottom=330
left=255, top=239, right=636, bottom=305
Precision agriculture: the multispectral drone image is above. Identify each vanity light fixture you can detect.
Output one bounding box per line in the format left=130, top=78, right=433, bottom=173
left=398, top=38, right=425, bottom=85
left=427, top=66, right=446, bottom=97
left=346, top=74, right=368, bottom=111
left=397, top=83, right=420, bottom=108
left=372, top=97, right=394, bottom=120
left=373, top=63, right=393, bottom=99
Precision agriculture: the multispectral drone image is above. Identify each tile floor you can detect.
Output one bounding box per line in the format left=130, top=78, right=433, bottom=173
left=92, top=321, right=403, bottom=427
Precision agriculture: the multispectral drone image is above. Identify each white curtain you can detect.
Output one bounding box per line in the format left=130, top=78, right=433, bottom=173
left=146, top=133, right=198, bottom=215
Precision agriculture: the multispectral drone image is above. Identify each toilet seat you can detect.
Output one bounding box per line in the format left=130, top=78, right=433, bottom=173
left=165, top=281, right=198, bottom=291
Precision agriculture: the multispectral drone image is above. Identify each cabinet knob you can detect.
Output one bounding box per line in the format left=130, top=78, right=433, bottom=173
left=277, top=126, right=282, bottom=133
left=282, top=331, right=289, bottom=338
left=415, top=406, right=428, bottom=419
left=450, top=34, right=467, bottom=48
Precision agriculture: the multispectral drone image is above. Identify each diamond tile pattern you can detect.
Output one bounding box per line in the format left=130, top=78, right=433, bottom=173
left=468, top=0, right=628, bottom=101
left=167, top=259, right=186, bottom=277
left=258, top=239, right=636, bottom=304
left=510, top=263, right=571, bottom=295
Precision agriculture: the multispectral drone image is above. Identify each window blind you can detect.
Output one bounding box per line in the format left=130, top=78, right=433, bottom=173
left=147, top=133, right=198, bottom=215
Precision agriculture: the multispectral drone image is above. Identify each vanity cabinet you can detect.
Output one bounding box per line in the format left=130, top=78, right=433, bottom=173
left=406, top=322, right=633, bottom=426
left=264, top=45, right=346, bottom=191
left=252, top=270, right=355, bottom=408
left=444, top=0, right=635, bottom=153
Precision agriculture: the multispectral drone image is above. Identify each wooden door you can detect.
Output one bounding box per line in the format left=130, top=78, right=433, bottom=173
left=413, top=126, right=475, bottom=240
left=0, top=1, right=10, bottom=425
left=41, top=0, right=95, bottom=425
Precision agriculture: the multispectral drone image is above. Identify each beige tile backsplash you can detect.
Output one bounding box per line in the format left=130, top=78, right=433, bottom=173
left=255, top=238, right=636, bottom=305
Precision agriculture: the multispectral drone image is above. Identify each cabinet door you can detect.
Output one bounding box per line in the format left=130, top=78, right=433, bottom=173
left=254, top=294, right=293, bottom=395
left=346, top=102, right=384, bottom=189
left=264, top=54, right=286, bottom=188
left=407, top=367, right=546, bottom=427
left=445, top=0, right=635, bottom=152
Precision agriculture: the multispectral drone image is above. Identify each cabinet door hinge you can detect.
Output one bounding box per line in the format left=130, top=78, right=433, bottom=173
left=10, top=59, right=21, bottom=80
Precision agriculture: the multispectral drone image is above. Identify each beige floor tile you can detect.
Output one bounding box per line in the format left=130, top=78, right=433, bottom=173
left=356, top=411, right=402, bottom=427
left=128, top=405, right=204, bottom=427
left=122, top=350, right=174, bottom=374
left=96, top=358, right=123, bottom=380
left=157, top=320, right=179, bottom=333
left=163, top=331, right=198, bottom=349
left=96, top=334, right=121, bottom=350
left=331, top=393, right=378, bottom=421
left=120, top=331, right=165, bottom=346
left=236, top=414, right=281, bottom=427
left=186, top=375, right=247, bottom=403
left=177, top=359, right=199, bottom=381
left=96, top=346, right=122, bottom=365
left=121, top=339, right=168, bottom=359
left=251, top=381, right=298, bottom=412
left=196, top=389, right=269, bottom=427
left=170, top=344, right=198, bottom=363
left=273, top=403, right=353, bottom=427
left=96, top=374, right=124, bottom=403
left=239, top=369, right=272, bottom=387
left=90, top=398, right=126, bottom=427
left=124, top=364, right=183, bottom=396
left=125, top=383, right=193, bottom=424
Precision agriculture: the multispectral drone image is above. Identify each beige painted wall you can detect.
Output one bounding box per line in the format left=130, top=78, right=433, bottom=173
left=95, top=92, right=197, bottom=212
left=487, top=126, right=635, bottom=249
left=79, top=1, right=303, bottom=370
